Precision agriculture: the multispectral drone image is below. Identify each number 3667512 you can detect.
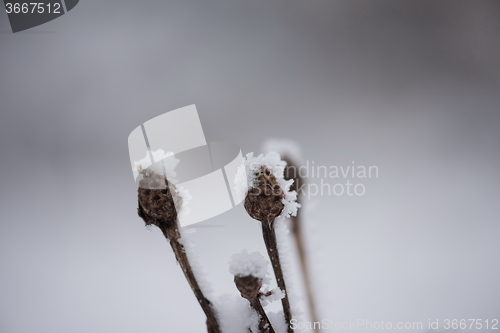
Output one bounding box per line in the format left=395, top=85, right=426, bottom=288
left=5, top=3, right=61, bottom=14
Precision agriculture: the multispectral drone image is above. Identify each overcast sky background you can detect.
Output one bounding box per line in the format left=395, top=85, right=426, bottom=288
left=1, top=1, right=499, bottom=332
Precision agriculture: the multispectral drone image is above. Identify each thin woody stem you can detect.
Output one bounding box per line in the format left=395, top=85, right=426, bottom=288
left=261, top=221, right=293, bottom=333
left=137, top=170, right=220, bottom=332
left=284, top=157, right=319, bottom=331
left=249, top=298, right=276, bottom=333
left=161, top=226, right=221, bottom=333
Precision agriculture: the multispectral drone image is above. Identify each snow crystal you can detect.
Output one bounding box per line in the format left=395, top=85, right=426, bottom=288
left=173, top=184, right=192, bottom=221
left=260, top=287, right=286, bottom=307
left=215, top=294, right=260, bottom=333
left=134, top=149, right=179, bottom=181
left=229, top=250, right=269, bottom=280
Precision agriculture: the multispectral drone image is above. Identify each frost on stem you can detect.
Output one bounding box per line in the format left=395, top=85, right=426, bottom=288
left=263, top=139, right=319, bottom=332
left=136, top=167, right=221, bottom=333
left=240, top=152, right=299, bottom=333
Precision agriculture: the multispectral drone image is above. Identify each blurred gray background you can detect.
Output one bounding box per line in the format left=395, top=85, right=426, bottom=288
left=1, top=1, right=499, bottom=332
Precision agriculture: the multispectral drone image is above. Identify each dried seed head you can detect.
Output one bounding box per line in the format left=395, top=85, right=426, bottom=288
left=244, top=166, right=285, bottom=223
left=234, top=275, right=262, bottom=300
left=137, top=169, right=182, bottom=232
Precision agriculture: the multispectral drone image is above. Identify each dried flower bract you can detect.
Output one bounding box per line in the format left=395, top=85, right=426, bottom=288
left=244, top=166, right=285, bottom=224
left=137, top=169, right=182, bottom=232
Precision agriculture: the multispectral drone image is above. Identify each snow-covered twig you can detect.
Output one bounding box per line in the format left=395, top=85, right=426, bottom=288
left=241, top=152, right=299, bottom=333
left=136, top=169, right=221, bottom=333
left=263, top=139, right=319, bottom=331
left=230, top=250, right=276, bottom=333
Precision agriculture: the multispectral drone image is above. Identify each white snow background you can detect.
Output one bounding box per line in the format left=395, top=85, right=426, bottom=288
left=1, top=1, right=499, bottom=332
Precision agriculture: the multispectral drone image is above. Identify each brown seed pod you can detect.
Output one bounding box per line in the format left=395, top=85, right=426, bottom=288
left=233, top=274, right=276, bottom=333
left=234, top=275, right=263, bottom=300
left=244, top=166, right=285, bottom=223
left=243, top=163, right=294, bottom=332
left=137, top=169, right=182, bottom=232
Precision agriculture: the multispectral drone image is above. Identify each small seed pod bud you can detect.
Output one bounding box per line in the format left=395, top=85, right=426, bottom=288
left=229, top=250, right=276, bottom=333
left=244, top=166, right=285, bottom=223
left=137, top=169, right=182, bottom=232
left=234, top=275, right=263, bottom=300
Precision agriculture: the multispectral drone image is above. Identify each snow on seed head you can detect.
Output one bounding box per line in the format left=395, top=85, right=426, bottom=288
left=240, top=152, right=299, bottom=223
left=229, top=250, right=269, bottom=279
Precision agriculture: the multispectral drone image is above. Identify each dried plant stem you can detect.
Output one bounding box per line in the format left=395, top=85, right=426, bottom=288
left=243, top=164, right=295, bottom=332
left=261, top=221, right=293, bottom=333
left=161, top=226, right=221, bottom=333
left=284, top=157, right=319, bottom=331
left=249, top=297, right=276, bottom=333
left=137, top=170, right=221, bottom=333
left=233, top=274, right=276, bottom=333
